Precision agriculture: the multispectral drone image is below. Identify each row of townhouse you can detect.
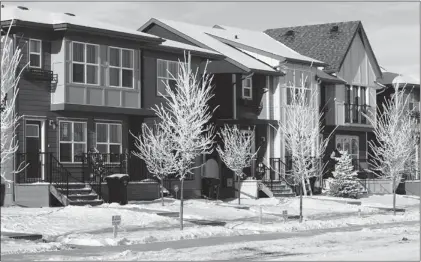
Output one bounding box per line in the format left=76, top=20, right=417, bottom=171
left=1, top=5, right=419, bottom=207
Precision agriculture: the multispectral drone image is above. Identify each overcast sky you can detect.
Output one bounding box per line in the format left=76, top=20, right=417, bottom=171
left=5, top=0, right=420, bottom=80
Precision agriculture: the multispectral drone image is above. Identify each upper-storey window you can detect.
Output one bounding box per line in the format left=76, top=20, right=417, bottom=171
left=157, top=59, right=180, bottom=96
left=285, top=69, right=312, bottom=105
left=345, top=85, right=368, bottom=124
left=29, top=39, right=42, bottom=68
left=242, top=76, right=253, bottom=100
left=72, top=42, right=100, bottom=85
left=109, top=47, right=134, bottom=88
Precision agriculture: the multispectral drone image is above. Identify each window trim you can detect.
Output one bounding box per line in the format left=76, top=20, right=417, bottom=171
left=108, top=46, right=135, bottom=89
left=71, top=41, right=100, bottom=86
left=28, top=38, right=42, bottom=69
left=156, top=59, right=181, bottom=97
left=242, top=76, right=253, bottom=100
left=58, top=120, right=88, bottom=163
left=95, top=122, right=123, bottom=156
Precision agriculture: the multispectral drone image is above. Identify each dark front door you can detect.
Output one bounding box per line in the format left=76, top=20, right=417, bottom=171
left=25, top=121, right=42, bottom=180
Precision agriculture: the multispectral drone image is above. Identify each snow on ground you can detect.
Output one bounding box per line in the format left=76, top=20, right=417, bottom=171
left=1, top=195, right=419, bottom=254
left=1, top=204, right=179, bottom=237
left=39, top=224, right=420, bottom=261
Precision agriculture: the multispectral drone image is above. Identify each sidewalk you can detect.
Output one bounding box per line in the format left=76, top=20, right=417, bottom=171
left=2, top=220, right=418, bottom=261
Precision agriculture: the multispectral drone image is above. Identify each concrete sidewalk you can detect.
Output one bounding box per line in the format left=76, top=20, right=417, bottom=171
left=2, top=220, right=418, bottom=261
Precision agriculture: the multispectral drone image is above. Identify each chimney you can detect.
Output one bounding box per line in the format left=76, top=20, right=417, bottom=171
left=235, top=35, right=239, bottom=39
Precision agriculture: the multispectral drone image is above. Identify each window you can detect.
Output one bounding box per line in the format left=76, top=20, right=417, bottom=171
left=240, top=129, right=255, bottom=153
left=286, top=87, right=311, bottom=105
left=285, top=69, right=312, bottom=105
left=29, top=39, right=42, bottom=68
left=96, top=123, right=122, bottom=162
left=59, top=121, right=87, bottom=163
left=72, top=42, right=99, bottom=85
left=109, top=47, right=134, bottom=88
left=345, top=85, right=368, bottom=124
left=335, top=135, right=359, bottom=169
left=242, top=76, right=253, bottom=100
left=157, top=59, right=180, bottom=96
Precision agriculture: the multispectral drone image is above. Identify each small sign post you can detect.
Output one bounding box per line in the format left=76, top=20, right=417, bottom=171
left=358, top=208, right=361, bottom=217
left=282, top=210, right=288, bottom=222
left=259, top=206, right=263, bottom=224
left=112, top=215, right=121, bottom=238
left=174, top=185, right=179, bottom=199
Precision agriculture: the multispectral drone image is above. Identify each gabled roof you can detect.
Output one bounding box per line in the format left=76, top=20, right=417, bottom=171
left=139, top=18, right=281, bottom=74
left=206, top=24, right=326, bottom=66
left=265, top=21, right=382, bottom=76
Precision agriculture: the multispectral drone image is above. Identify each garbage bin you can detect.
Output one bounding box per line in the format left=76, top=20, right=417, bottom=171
left=1, top=183, right=5, bottom=207
left=105, top=174, right=129, bottom=205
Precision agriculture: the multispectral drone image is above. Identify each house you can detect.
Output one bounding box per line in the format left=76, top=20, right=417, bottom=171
left=0, top=5, right=225, bottom=207
left=266, top=21, right=383, bottom=176
left=139, top=18, right=327, bottom=197
left=377, top=71, right=420, bottom=180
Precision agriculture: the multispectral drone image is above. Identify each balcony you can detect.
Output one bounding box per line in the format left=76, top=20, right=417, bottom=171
left=344, top=104, right=369, bottom=124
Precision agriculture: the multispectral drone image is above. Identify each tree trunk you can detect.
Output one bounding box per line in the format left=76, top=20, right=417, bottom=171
left=180, top=177, right=184, bottom=230
left=306, top=176, right=313, bottom=196
left=236, top=172, right=241, bottom=205
left=301, top=176, right=307, bottom=196
left=299, top=182, right=303, bottom=223
left=392, top=178, right=396, bottom=216
left=161, top=179, right=164, bottom=206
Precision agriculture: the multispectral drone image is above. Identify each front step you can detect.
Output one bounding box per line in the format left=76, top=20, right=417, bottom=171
left=69, top=199, right=104, bottom=206
left=67, top=193, right=99, bottom=201
left=262, top=180, right=295, bottom=198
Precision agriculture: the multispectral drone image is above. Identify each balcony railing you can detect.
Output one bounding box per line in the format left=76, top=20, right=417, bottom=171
left=344, top=103, right=369, bottom=124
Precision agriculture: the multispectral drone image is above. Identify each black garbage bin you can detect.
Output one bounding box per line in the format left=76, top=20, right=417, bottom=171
left=1, top=183, right=5, bottom=207
left=105, top=174, right=129, bottom=205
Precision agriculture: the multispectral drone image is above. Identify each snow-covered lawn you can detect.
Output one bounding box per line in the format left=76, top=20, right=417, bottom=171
left=1, top=195, right=419, bottom=255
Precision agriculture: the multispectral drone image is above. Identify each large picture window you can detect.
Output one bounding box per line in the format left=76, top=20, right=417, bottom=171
left=157, top=59, right=180, bottom=96
left=29, top=39, right=42, bottom=68
left=109, top=47, right=134, bottom=88
left=285, top=69, right=312, bottom=105
left=59, top=121, right=87, bottom=163
left=96, top=123, right=122, bottom=162
left=72, top=42, right=99, bottom=85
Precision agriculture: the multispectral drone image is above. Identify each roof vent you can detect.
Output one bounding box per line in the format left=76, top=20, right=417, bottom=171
left=17, top=6, right=28, bottom=10
left=235, top=35, right=238, bottom=39
left=285, top=30, right=295, bottom=36
left=64, top=12, right=75, bottom=16
left=1, top=4, right=4, bottom=8
left=330, top=25, right=339, bottom=32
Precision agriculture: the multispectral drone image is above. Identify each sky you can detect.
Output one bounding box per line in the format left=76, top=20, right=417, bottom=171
left=3, top=0, right=420, bottom=81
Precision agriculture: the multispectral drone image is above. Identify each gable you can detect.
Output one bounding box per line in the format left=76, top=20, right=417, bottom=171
left=337, top=31, right=379, bottom=87
left=144, top=24, right=198, bottom=47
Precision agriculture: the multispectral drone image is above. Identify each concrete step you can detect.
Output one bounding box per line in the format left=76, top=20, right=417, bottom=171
left=67, top=193, right=99, bottom=201
left=57, top=188, right=92, bottom=195
left=273, top=192, right=296, bottom=197
left=69, top=199, right=103, bottom=206
left=55, top=183, right=87, bottom=189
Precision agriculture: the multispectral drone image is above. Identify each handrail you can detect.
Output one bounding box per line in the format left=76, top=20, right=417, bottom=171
left=49, top=154, right=85, bottom=199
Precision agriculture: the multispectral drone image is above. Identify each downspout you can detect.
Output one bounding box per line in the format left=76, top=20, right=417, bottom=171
left=232, top=74, right=237, bottom=119
left=12, top=33, right=17, bottom=202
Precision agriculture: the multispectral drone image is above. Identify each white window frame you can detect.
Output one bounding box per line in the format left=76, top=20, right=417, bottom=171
left=29, top=38, right=42, bottom=69
left=108, top=46, right=134, bottom=89
left=59, top=120, right=87, bottom=163
left=71, top=41, right=100, bottom=85
left=242, top=76, right=253, bottom=100
left=335, top=135, right=359, bottom=160
left=95, top=122, right=123, bottom=157
left=156, top=59, right=181, bottom=97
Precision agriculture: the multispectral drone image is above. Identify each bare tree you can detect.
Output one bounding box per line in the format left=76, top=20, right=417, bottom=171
left=216, top=125, right=258, bottom=205
left=153, top=52, right=216, bottom=230
left=270, top=74, right=333, bottom=222
left=1, top=26, right=27, bottom=183
left=364, top=83, right=418, bottom=215
left=131, top=124, right=177, bottom=206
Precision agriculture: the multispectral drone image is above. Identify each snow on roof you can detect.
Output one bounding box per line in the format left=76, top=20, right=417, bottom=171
left=380, top=71, right=420, bottom=87
left=145, top=18, right=278, bottom=73
left=208, top=24, right=325, bottom=65
left=160, top=39, right=222, bottom=56
left=1, top=6, right=161, bottom=41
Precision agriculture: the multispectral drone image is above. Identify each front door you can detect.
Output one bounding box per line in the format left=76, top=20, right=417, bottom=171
left=25, top=121, right=42, bottom=181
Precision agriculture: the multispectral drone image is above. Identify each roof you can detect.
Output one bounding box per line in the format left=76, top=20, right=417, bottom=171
left=1, top=6, right=223, bottom=58
left=1, top=5, right=161, bottom=42
left=265, top=21, right=381, bottom=75
left=207, top=24, right=326, bottom=66
left=316, top=69, right=346, bottom=84
left=147, top=39, right=224, bottom=59
left=379, top=72, right=420, bottom=87
left=139, top=18, right=280, bottom=74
